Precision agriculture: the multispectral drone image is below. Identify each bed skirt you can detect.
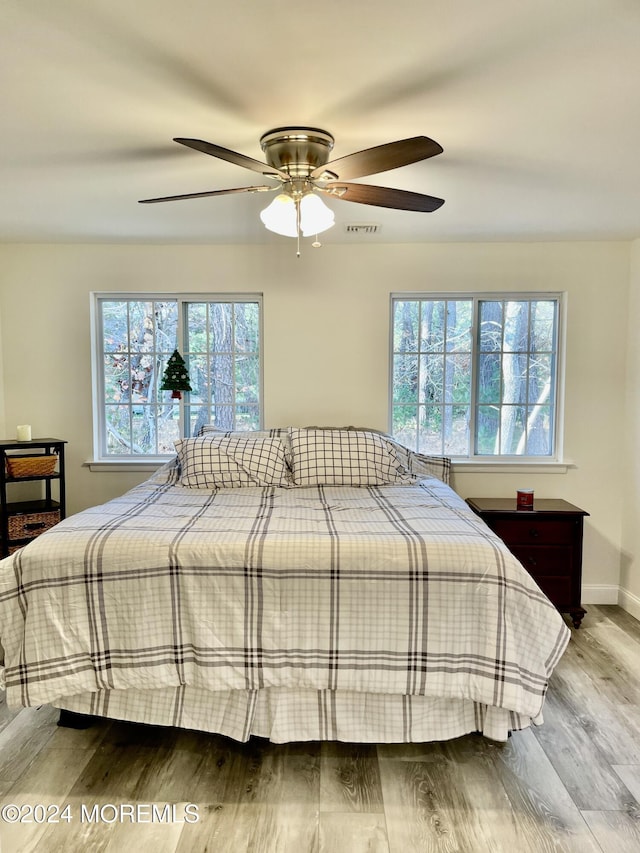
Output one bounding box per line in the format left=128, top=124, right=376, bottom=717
left=55, top=687, right=537, bottom=743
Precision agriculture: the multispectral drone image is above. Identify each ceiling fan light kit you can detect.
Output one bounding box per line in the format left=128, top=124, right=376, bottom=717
left=139, top=127, right=444, bottom=254
left=260, top=194, right=299, bottom=238
left=259, top=185, right=336, bottom=239
left=298, top=192, right=335, bottom=236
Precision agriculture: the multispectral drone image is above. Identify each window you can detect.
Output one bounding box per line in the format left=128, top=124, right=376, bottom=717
left=390, top=294, right=562, bottom=459
left=92, top=294, right=262, bottom=459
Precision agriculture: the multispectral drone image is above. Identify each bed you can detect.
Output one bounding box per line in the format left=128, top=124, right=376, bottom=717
left=0, top=427, right=570, bottom=743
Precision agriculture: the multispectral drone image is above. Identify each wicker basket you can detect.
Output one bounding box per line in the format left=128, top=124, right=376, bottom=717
left=6, top=455, right=57, bottom=478
left=8, top=509, right=60, bottom=540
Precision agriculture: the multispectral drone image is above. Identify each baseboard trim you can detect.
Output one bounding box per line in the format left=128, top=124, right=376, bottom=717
left=581, top=584, right=619, bottom=605
left=618, top=587, right=640, bottom=622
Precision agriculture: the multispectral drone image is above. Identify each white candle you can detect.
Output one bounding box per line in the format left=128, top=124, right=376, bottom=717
left=16, top=425, right=32, bottom=441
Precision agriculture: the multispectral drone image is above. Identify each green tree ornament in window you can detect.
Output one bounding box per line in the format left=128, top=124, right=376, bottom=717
left=160, top=349, right=192, bottom=400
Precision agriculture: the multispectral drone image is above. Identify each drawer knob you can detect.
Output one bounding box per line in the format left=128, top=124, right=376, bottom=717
left=529, top=528, right=539, bottom=538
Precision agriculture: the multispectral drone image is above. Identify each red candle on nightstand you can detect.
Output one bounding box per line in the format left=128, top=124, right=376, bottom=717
left=517, top=489, right=534, bottom=510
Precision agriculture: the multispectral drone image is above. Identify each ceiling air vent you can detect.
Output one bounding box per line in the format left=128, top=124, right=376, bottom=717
left=344, top=223, right=381, bottom=234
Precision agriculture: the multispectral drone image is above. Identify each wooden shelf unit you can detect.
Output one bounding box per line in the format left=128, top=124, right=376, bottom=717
left=0, top=438, right=67, bottom=557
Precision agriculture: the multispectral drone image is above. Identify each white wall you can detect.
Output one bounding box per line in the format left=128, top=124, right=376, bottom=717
left=0, top=240, right=630, bottom=604
left=621, top=239, right=640, bottom=618
left=0, top=301, right=5, bottom=439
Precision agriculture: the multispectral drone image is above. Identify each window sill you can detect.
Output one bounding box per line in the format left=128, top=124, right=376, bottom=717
left=451, top=460, right=574, bottom=474
left=84, top=459, right=169, bottom=473
left=85, top=458, right=574, bottom=475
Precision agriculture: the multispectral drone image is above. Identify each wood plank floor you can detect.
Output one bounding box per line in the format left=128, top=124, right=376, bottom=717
left=1, top=605, right=640, bottom=852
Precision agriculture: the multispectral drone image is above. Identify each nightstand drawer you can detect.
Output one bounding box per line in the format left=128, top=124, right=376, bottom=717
left=490, top=518, right=574, bottom=546
left=531, top=575, right=573, bottom=607
left=510, top=545, right=572, bottom=577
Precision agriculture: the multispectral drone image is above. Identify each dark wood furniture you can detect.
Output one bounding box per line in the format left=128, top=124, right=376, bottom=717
left=0, top=438, right=66, bottom=558
left=466, top=497, right=589, bottom=628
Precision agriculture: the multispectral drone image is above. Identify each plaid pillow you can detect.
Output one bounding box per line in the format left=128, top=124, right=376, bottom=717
left=383, top=437, right=451, bottom=485
left=175, top=435, right=289, bottom=489
left=288, top=428, right=413, bottom=486
left=197, top=426, right=292, bottom=467
left=304, top=427, right=451, bottom=486
left=408, top=450, right=451, bottom=484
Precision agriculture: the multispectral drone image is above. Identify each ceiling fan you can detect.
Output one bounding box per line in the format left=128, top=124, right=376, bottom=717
left=139, top=127, right=444, bottom=251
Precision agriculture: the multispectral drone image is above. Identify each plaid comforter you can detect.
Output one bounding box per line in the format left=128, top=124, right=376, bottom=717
left=0, top=460, right=569, bottom=724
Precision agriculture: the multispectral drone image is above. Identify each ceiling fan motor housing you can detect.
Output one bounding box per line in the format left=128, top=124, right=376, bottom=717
left=260, top=127, right=335, bottom=178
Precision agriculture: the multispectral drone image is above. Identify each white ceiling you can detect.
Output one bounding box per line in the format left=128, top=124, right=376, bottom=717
left=2, top=0, right=640, bottom=245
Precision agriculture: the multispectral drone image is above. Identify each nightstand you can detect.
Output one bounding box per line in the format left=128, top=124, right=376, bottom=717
left=466, top=497, right=589, bottom=628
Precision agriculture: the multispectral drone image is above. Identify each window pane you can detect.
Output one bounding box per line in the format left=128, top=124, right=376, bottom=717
left=446, top=354, right=472, bottom=403
left=500, top=405, right=526, bottom=454
left=154, top=302, right=178, bottom=353
left=503, top=301, right=530, bottom=352
left=236, top=355, right=259, bottom=403
left=129, top=302, right=154, bottom=352
left=476, top=406, right=499, bottom=455
left=526, top=406, right=551, bottom=455
left=210, top=303, right=233, bottom=351
left=392, top=405, right=418, bottom=449
left=419, top=354, right=442, bottom=404
left=157, top=405, right=180, bottom=453
left=211, top=353, right=234, bottom=404
left=501, top=353, right=527, bottom=404
left=393, top=301, right=419, bottom=352
left=478, top=353, right=501, bottom=404
left=394, top=355, right=418, bottom=403
left=235, top=302, right=260, bottom=352
left=528, top=354, right=552, bottom=402
left=446, top=301, right=472, bottom=352
left=186, top=406, right=208, bottom=437
left=418, top=405, right=443, bottom=455
left=187, top=354, right=209, bottom=405
left=104, top=353, right=129, bottom=402
left=444, top=406, right=470, bottom=455
left=479, top=302, right=503, bottom=352
left=209, top=405, right=235, bottom=431
left=236, top=405, right=261, bottom=430
left=131, top=354, right=155, bottom=403
left=420, top=300, right=446, bottom=352
left=131, top=405, right=156, bottom=454
left=102, top=301, right=128, bottom=353
left=105, top=406, right=132, bottom=454
left=186, top=303, right=208, bottom=353
left=531, top=301, right=556, bottom=352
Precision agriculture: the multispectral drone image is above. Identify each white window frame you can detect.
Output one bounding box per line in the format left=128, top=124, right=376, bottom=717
left=389, top=292, right=566, bottom=464
left=90, top=292, right=263, bottom=464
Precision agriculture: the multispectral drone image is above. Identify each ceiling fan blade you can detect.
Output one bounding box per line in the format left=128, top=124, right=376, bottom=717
left=312, top=136, right=443, bottom=181
left=174, top=138, right=289, bottom=180
left=324, top=182, right=444, bottom=212
left=139, top=185, right=276, bottom=204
